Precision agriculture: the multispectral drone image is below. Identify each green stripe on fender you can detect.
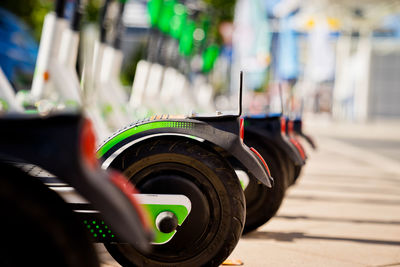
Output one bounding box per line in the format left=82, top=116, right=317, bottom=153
left=97, top=120, right=194, bottom=158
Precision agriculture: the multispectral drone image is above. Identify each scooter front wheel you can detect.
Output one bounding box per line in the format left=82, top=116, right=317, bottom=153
left=105, top=137, right=245, bottom=267
left=0, top=164, right=99, bottom=267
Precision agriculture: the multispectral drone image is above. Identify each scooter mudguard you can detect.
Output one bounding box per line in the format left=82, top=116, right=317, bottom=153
left=0, top=113, right=150, bottom=252
left=97, top=115, right=273, bottom=187
left=244, top=115, right=305, bottom=166
left=286, top=118, right=308, bottom=162
left=293, top=118, right=317, bottom=150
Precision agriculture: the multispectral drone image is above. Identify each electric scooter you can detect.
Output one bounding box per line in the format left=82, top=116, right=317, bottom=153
left=90, top=0, right=131, bottom=131
left=23, top=1, right=272, bottom=265
left=20, top=0, right=112, bottom=141
left=0, top=113, right=151, bottom=267
left=284, top=116, right=308, bottom=181
left=96, top=0, right=218, bottom=122
left=0, top=1, right=153, bottom=263
left=293, top=117, right=317, bottom=150
left=239, top=84, right=307, bottom=233
left=242, top=112, right=305, bottom=233
left=97, top=71, right=273, bottom=266
left=129, top=0, right=216, bottom=116
left=129, top=0, right=194, bottom=116
left=93, top=2, right=276, bottom=254
left=0, top=67, right=24, bottom=112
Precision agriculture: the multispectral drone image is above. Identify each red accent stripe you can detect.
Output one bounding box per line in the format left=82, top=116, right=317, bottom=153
left=288, top=120, right=294, bottom=135
left=240, top=118, right=244, bottom=141
left=281, top=117, right=286, bottom=134
left=110, top=171, right=152, bottom=231
left=290, top=137, right=306, bottom=160
left=250, top=147, right=271, bottom=177
left=80, top=119, right=98, bottom=169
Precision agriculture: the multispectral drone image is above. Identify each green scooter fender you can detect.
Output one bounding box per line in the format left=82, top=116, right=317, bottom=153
left=97, top=115, right=273, bottom=188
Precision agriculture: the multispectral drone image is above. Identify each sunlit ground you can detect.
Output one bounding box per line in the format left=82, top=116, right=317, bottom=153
left=97, top=115, right=400, bottom=266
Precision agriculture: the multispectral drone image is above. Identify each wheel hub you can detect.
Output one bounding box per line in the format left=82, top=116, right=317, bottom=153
left=138, top=173, right=211, bottom=250
left=156, top=211, right=178, bottom=233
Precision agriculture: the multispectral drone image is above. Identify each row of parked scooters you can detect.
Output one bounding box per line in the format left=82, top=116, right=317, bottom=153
left=0, top=0, right=315, bottom=266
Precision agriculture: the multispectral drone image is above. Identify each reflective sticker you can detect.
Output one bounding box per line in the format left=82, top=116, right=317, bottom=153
left=97, top=120, right=194, bottom=157
left=136, top=194, right=191, bottom=244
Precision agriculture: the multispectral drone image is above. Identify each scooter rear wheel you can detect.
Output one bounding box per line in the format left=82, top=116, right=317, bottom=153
left=242, top=141, right=288, bottom=234
left=105, top=137, right=245, bottom=267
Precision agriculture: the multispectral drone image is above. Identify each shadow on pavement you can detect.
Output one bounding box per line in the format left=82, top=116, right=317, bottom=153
left=333, top=137, right=400, bottom=162
left=243, top=231, right=400, bottom=246
left=297, top=184, right=400, bottom=196
left=305, top=173, right=400, bottom=184
left=286, top=195, right=400, bottom=206
left=275, top=215, right=400, bottom=225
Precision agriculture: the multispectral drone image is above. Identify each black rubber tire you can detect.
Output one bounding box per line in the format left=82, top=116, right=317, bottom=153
left=0, top=163, right=99, bottom=267
left=268, top=147, right=292, bottom=190
left=293, top=165, right=303, bottom=182
left=105, top=137, right=245, bottom=267
left=242, top=140, right=288, bottom=234
left=285, top=158, right=297, bottom=186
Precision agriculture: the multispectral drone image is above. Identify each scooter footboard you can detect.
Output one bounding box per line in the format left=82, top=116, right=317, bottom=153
left=75, top=212, right=118, bottom=243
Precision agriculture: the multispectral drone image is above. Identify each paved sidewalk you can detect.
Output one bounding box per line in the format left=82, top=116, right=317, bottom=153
left=99, top=119, right=400, bottom=267
left=228, top=119, right=400, bottom=267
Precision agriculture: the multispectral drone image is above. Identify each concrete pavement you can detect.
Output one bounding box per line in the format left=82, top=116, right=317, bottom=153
left=99, top=118, right=400, bottom=267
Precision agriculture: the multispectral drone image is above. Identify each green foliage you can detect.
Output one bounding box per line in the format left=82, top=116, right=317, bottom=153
left=202, top=0, right=236, bottom=22
left=0, top=0, right=53, bottom=40
left=0, top=0, right=102, bottom=40
left=148, top=0, right=163, bottom=26
left=84, top=0, right=102, bottom=23
left=202, top=44, right=219, bottom=73
left=202, top=0, right=236, bottom=45
left=179, top=20, right=196, bottom=56
left=120, top=41, right=147, bottom=86
left=170, top=3, right=187, bottom=39
left=157, top=0, right=176, bottom=34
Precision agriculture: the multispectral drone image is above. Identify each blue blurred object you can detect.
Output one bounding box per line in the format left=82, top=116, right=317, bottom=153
left=0, top=7, right=38, bottom=89
left=246, top=112, right=282, bottom=119
left=376, top=14, right=400, bottom=38
left=276, top=16, right=299, bottom=81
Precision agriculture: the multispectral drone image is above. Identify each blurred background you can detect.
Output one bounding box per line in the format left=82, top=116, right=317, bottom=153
left=1, top=0, right=400, bottom=122
left=1, top=2, right=400, bottom=265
